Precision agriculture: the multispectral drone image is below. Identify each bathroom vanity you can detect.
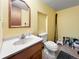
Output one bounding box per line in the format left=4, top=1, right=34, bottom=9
left=0, top=35, right=43, bottom=59
left=5, top=42, right=43, bottom=59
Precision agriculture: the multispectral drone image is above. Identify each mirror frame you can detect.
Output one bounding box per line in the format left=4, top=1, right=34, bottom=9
left=9, top=0, right=31, bottom=28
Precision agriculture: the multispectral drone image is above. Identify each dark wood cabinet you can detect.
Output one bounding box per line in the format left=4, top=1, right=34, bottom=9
left=5, top=42, right=43, bottom=59
left=31, top=50, right=42, bottom=59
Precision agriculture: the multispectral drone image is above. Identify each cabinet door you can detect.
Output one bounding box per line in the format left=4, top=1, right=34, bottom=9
left=31, top=50, right=42, bottom=59
left=7, top=51, right=30, bottom=59
left=7, top=54, right=30, bottom=59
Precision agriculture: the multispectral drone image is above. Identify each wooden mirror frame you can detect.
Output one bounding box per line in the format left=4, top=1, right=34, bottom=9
left=9, top=0, right=31, bottom=28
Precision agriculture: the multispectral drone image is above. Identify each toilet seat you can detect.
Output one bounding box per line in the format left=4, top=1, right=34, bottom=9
left=44, top=41, right=58, bottom=52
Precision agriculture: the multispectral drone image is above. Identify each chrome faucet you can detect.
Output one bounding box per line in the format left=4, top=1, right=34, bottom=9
left=20, top=32, right=31, bottom=39
left=20, top=34, right=25, bottom=39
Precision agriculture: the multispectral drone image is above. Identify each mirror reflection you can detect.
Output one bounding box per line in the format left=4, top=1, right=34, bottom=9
left=9, top=0, right=31, bottom=28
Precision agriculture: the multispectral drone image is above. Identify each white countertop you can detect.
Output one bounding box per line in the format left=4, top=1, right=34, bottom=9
left=0, top=35, right=43, bottom=59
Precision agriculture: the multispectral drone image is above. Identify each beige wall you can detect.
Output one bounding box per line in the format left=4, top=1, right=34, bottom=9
left=57, top=5, right=79, bottom=40
left=1, top=0, right=56, bottom=40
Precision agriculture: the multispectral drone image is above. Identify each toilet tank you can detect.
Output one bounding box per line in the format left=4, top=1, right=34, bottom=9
left=38, top=32, right=48, bottom=42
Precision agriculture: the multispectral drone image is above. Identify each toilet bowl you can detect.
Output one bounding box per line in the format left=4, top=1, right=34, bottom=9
left=38, top=32, right=58, bottom=59
left=42, top=48, right=56, bottom=59
left=44, top=41, right=58, bottom=52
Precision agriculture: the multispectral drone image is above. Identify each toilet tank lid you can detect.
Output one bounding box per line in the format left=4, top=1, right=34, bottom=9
left=38, top=32, right=48, bottom=36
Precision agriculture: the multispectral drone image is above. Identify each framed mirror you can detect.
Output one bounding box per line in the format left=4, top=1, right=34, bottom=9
left=9, top=0, right=31, bottom=28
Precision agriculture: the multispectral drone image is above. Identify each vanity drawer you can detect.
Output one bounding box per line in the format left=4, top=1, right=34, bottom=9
left=6, top=42, right=43, bottom=59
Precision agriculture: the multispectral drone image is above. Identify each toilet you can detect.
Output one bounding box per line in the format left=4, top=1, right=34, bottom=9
left=38, top=32, right=58, bottom=59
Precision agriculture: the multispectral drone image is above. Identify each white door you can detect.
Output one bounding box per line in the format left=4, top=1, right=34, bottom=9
left=38, top=12, right=48, bottom=34
left=0, top=21, right=3, bottom=50
left=0, top=0, right=3, bottom=50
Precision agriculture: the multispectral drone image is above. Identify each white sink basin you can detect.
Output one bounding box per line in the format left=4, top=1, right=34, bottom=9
left=13, top=39, right=27, bottom=45
left=13, top=35, right=39, bottom=45
left=13, top=38, right=31, bottom=45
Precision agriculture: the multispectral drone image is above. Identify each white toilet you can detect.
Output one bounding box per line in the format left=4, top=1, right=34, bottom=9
left=38, top=32, right=58, bottom=59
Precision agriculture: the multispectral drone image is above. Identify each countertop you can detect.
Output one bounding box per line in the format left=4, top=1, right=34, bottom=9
left=0, top=35, right=43, bottom=59
left=59, top=45, right=79, bottom=59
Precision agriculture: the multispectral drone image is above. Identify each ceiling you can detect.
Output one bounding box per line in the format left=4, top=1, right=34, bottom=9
left=43, top=0, right=79, bottom=11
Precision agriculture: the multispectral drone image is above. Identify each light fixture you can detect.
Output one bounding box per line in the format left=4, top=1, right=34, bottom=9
left=12, top=0, right=29, bottom=10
